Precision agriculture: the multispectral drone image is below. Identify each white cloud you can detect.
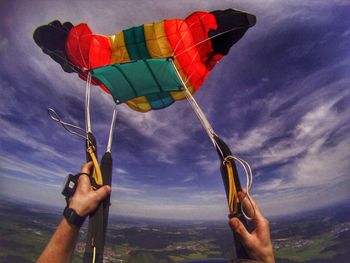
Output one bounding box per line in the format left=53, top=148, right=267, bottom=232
left=194, top=155, right=219, bottom=174
left=182, top=175, right=196, bottom=183
left=0, top=154, right=68, bottom=182
left=292, top=137, right=349, bottom=188
left=252, top=98, right=350, bottom=216
left=189, top=190, right=226, bottom=203
left=0, top=118, right=73, bottom=161
left=113, top=185, right=144, bottom=195
left=115, top=167, right=128, bottom=175
left=294, top=99, right=344, bottom=141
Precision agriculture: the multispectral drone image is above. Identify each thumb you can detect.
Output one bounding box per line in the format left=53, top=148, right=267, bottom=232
left=94, top=185, right=111, bottom=203
left=229, top=218, right=252, bottom=244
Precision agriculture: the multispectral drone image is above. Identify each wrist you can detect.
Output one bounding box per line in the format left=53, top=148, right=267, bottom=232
left=63, top=206, right=86, bottom=228
left=69, top=201, right=90, bottom=218
left=262, top=253, right=275, bottom=263
left=62, top=216, right=80, bottom=231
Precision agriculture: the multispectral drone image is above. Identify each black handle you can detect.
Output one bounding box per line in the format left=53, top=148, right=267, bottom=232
left=83, top=205, right=104, bottom=263
left=214, top=135, right=251, bottom=260
left=233, top=207, right=250, bottom=259
left=229, top=156, right=250, bottom=258
left=100, top=152, right=113, bottom=251
left=83, top=153, right=112, bottom=263
left=83, top=132, right=104, bottom=263
left=222, top=160, right=250, bottom=259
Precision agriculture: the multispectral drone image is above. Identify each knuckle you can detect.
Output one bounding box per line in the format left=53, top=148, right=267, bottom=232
left=236, top=225, right=245, bottom=234
left=104, top=187, right=110, bottom=194
left=232, top=222, right=243, bottom=234
left=78, top=175, right=87, bottom=184
left=261, top=218, right=270, bottom=227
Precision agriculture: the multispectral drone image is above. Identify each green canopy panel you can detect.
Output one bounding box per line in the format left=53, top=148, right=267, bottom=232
left=123, top=26, right=151, bottom=60
left=91, top=58, right=183, bottom=109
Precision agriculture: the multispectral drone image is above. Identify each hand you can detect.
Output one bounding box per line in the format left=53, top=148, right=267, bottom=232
left=69, top=162, right=111, bottom=217
left=229, top=191, right=275, bottom=263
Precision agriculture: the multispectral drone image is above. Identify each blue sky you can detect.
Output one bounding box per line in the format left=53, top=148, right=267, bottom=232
left=0, top=0, right=349, bottom=220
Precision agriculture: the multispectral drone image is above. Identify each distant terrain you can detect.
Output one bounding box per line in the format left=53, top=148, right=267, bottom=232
left=0, top=197, right=349, bottom=263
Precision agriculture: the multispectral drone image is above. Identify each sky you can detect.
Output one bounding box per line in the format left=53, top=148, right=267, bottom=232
left=0, top=0, right=349, bottom=220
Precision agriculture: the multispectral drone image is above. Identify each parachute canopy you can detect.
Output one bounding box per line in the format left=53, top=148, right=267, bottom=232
left=34, top=9, right=256, bottom=112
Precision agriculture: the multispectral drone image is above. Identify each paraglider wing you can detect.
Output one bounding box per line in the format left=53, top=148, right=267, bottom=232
left=33, top=9, right=255, bottom=112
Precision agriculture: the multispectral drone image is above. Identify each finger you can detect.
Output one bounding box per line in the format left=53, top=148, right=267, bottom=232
left=229, top=218, right=252, bottom=244
left=77, top=162, right=94, bottom=192
left=77, top=174, right=92, bottom=193
left=239, top=191, right=264, bottom=221
left=81, top=161, right=93, bottom=174
left=94, top=185, right=111, bottom=203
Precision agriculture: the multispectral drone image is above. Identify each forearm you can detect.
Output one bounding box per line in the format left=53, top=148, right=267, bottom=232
left=37, top=219, right=80, bottom=263
left=36, top=162, right=111, bottom=263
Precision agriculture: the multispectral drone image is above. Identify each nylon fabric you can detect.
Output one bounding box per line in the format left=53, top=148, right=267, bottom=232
left=144, top=21, right=173, bottom=58
left=123, top=26, right=151, bottom=60
left=108, top=30, right=151, bottom=111
left=123, top=24, right=177, bottom=110
left=141, top=22, right=191, bottom=109
left=185, top=12, right=217, bottom=66
left=66, top=23, right=111, bottom=70
left=126, top=96, right=152, bottom=112
left=164, top=19, right=209, bottom=89
left=91, top=58, right=182, bottom=107
left=147, top=92, right=175, bottom=109
left=65, top=23, right=92, bottom=70
left=108, top=32, right=131, bottom=64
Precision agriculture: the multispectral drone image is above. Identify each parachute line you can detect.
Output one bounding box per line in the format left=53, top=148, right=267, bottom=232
left=85, top=72, right=92, bottom=133
left=47, top=108, right=95, bottom=149
left=171, top=12, right=211, bottom=56
left=174, top=24, right=249, bottom=59
left=172, top=59, right=216, bottom=146
left=71, top=26, right=89, bottom=69
left=106, top=106, right=118, bottom=153
left=224, top=155, right=255, bottom=220
left=44, top=48, right=84, bottom=74
left=171, top=59, right=255, bottom=221
left=182, top=49, right=201, bottom=86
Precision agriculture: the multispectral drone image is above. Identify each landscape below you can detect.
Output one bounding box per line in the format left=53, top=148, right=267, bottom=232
left=0, top=197, right=349, bottom=263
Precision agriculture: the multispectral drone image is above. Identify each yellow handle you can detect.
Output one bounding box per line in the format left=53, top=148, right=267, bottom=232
left=226, top=161, right=239, bottom=215
left=87, top=146, right=103, bottom=186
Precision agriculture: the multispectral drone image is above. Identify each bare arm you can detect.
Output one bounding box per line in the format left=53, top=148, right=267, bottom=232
left=37, top=162, right=111, bottom=263
left=36, top=219, right=79, bottom=263
left=229, top=191, right=275, bottom=263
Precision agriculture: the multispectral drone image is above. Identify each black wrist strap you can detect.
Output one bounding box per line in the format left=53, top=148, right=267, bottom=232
left=62, top=172, right=91, bottom=205
left=63, top=206, right=86, bottom=228
left=75, top=172, right=90, bottom=177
